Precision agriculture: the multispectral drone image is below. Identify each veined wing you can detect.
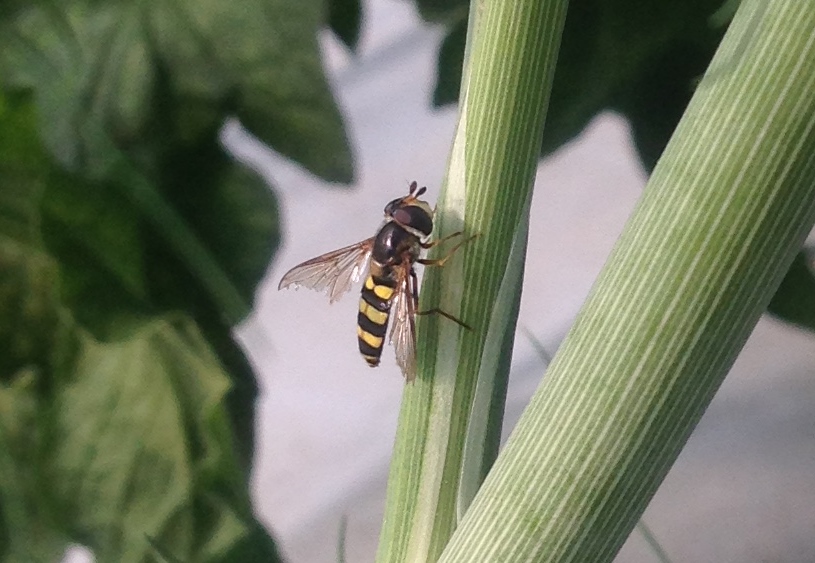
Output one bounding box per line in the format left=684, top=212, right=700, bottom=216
left=278, top=238, right=374, bottom=303
left=389, top=263, right=418, bottom=381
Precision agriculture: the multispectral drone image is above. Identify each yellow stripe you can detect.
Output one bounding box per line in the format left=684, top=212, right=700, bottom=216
left=357, top=326, right=383, bottom=348
left=359, top=301, right=389, bottom=325
left=365, top=276, right=375, bottom=290
left=374, top=284, right=394, bottom=300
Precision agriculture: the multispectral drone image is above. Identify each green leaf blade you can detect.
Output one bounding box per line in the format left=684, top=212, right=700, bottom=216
left=328, top=0, right=363, bottom=52
left=52, top=317, right=282, bottom=562
left=0, top=66, right=280, bottom=561
left=149, top=0, right=354, bottom=182
left=1, top=0, right=354, bottom=183
left=767, top=251, right=815, bottom=330
left=0, top=371, right=69, bottom=562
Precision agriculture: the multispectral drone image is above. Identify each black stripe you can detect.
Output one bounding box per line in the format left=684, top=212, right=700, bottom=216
left=358, top=311, right=389, bottom=336
left=362, top=287, right=391, bottom=311
left=358, top=337, right=383, bottom=357
left=371, top=273, right=397, bottom=288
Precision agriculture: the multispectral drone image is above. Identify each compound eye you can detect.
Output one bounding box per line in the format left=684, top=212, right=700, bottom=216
left=384, top=199, right=400, bottom=215
left=392, top=208, right=412, bottom=225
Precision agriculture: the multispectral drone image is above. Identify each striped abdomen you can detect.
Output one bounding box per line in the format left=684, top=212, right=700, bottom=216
left=357, top=273, right=395, bottom=367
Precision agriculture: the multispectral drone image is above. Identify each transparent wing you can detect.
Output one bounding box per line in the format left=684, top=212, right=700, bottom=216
left=278, top=238, right=374, bottom=303
left=389, top=264, right=418, bottom=381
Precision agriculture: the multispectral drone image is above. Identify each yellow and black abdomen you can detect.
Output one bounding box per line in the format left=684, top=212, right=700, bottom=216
left=357, top=273, right=396, bottom=367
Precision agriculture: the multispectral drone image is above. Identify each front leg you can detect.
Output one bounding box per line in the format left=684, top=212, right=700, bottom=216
left=420, top=231, right=464, bottom=250
left=418, top=233, right=480, bottom=268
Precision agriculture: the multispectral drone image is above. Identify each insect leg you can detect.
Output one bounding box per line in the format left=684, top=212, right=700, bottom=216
left=417, top=233, right=480, bottom=268
left=410, top=268, right=420, bottom=311
left=407, top=266, right=418, bottom=343
left=420, top=231, right=464, bottom=249
left=411, top=261, right=470, bottom=329
left=415, top=308, right=472, bottom=330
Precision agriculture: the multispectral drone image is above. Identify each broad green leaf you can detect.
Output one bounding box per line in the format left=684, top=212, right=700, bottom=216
left=0, top=236, right=74, bottom=562
left=612, top=41, right=712, bottom=171
left=0, top=241, right=62, bottom=381
left=6, top=119, right=277, bottom=344
left=50, top=317, right=282, bottom=563
left=433, top=20, right=467, bottom=107
left=0, top=0, right=353, bottom=182
left=767, top=251, right=815, bottom=331
left=0, top=92, right=45, bottom=246
left=147, top=140, right=279, bottom=312
left=40, top=168, right=149, bottom=335
left=0, top=3, right=154, bottom=176
left=550, top=0, right=722, bottom=153
left=148, top=0, right=353, bottom=181
left=328, top=0, right=363, bottom=51
left=416, top=0, right=468, bottom=24
left=0, top=4, right=28, bottom=19
left=0, top=90, right=279, bottom=334
left=0, top=150, right=69, bottom=557
left=0, top=369, right=68, bottom=562
left=0, top=231, right=281, bottom=561
left=0, top=86, right=278, bottom=560
left=0, top=95, right=63, bottom=379
left=3, top=88, right=271, bottom=460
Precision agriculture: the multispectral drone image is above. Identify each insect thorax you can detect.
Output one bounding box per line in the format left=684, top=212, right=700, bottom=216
left=372, top=222, right=422, bottom=268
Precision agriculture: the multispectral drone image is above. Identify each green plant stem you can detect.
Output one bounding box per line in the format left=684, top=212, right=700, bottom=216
left=439, top=1, right=815, bottom=561
left=376, top=1, right=568, bottom=561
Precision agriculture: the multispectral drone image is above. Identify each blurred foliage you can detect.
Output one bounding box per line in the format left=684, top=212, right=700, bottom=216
left=0, top=0, right=353, bottom=182
left=0, top=87, right=284, bottom=562
left=1, top=0, right=812, bottom=560
left=0, top=0, right=357, bottom=558
left=329, top=0, right=363, bottom=51
left=768, top=251, right=815, bottom=332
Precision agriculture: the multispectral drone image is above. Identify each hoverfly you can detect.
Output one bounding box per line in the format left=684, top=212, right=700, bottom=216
left=278, top=181, right=476, bottom=381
